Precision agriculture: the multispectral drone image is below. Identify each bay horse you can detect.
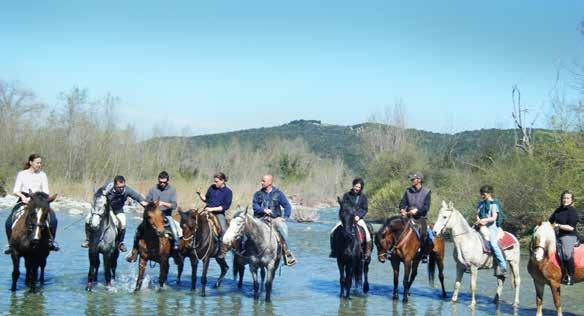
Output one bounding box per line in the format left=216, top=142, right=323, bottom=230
left=331, top=197, right=371, bottom=298
left=528, top=221, right=584, bottom=316
left=375, top=214, right=447, bottom=302
left=10, top=191, right=57, bottom=292
left=134, top=200, right=183, bottom=291
left=177, top=209, right=229, bottom=296
left=432, top=201, right=520, bottom=308
left=85, top=195, right=119, bottom=291
left=222, top=208, right=281, bottom=302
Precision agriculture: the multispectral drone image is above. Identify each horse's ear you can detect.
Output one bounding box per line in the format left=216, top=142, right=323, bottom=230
left=48, top=194, right=58, bottom=203
left=441, top=200, right=447, bottom=209
left=448, top=201, right=454, bottom=209
left=337, top=196, right=342, bottom=205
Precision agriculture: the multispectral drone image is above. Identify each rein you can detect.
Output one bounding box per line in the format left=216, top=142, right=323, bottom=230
left=192, top=211, right=215, bottom=261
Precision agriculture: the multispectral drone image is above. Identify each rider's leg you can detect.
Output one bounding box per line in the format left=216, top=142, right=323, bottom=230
left=165, top=215, right=181, bottom=250
left=216, top=213, right=229, bottom=258
left=418, top=218, right=428, bottom=262
left=329, top=221, right=342, bottom=258
left=488, top=224, right=507, bottom=275
left=560, top=235, right=577, bottom=285
left=274, top=218, right=296, bottom=266
left=4, top=203, right=22, bottom=254
left=81, top=212, right=92, bottom=248
left=46, top=209, right=59, bottom=251
left=116, top=212, right=127, bottom=252
left=357, top=219, right=371, bottom=258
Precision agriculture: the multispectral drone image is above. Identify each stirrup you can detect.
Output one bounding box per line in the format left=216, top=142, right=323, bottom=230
left=49, top=241, right=60, bottom=252
left=81, top=240, right=89, bottom=248
left=4, top=245, right=11, bottom=255
left=284, top=252, right=297, bottom=266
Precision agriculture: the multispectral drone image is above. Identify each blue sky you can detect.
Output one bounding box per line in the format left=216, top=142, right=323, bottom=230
left=2, top=1, right=584, bottom=136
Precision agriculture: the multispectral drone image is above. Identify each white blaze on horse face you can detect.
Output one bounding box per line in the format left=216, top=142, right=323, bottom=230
left=34, top=208, right=43, bottom=240
left=433, top=206, right=450, bottom=236
left=223, top=215, right=245, bottom=244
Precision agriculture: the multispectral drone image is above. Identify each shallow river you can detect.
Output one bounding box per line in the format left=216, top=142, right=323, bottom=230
left=0, top=207, right=582, bottom=315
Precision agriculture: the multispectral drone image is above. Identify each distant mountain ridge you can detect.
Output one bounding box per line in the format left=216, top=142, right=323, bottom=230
left=156, top=120, right=542, bottom=172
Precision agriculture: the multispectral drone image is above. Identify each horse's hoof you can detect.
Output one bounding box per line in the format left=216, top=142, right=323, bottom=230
left=402, top=297, right=408, bottom=303
left=450, top=299, right=457, bottom=305
left=363, top=283, right=369, bottom=294
left=392, top=294, right=399, bottom=300
left=201, top=291, right=206, bottom=297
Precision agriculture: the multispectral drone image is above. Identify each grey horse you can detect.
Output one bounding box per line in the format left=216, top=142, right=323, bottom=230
left=86, top=195, right=119, bottom=291
left=223, top=208, right=282, bottom=302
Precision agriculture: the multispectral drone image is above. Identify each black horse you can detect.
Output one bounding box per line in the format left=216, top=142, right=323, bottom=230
left=9, top=192, right=57, bottom=292
left=331, top=197, right=370, bottom=298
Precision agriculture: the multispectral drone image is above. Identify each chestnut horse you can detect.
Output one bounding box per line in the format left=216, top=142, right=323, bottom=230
left=528, top=221, right=584, bottom=316
left=10, top=192, right=57, bottom=292
left=177, top=209, right=229, bottom=296
left=375, top=215, right=447, bottom=302
left=134, top=201, right=183, bottom=291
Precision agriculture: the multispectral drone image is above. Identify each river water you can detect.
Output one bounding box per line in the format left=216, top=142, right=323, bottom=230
left=0, top=207, right=583, bottom=315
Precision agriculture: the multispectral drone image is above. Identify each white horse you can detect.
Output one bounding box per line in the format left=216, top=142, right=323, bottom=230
left=432, top=201, right=521, bottom=308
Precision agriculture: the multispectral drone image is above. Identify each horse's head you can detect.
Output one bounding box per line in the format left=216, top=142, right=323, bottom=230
left=531, top=221, right=556, bottom=261
left=26, top=192, right=56, bottom=242
left=337, top=197, right=356, bottom=239
left=223, top=208, right=248, bottom=245
left=143, top=200, right=165, bottom=236
left=89, top=195, right=109, bottom=230
left=433, top=200, right=456, bottom=237
left=374, top=215, right=405, bottom=263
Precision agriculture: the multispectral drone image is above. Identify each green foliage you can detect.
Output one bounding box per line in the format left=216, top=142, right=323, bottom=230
left=278, top=153, right=308, bottom=183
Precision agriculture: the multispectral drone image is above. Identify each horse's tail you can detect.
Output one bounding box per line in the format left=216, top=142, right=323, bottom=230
left=233, top=255, right=238, bottom=280
left=428, top=250, right=436, bottom=287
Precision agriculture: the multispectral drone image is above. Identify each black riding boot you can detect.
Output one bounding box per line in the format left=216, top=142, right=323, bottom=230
left=282, top=242, right=297, bottom=266
left=48, top=223, right=60, bottom=252
left=563, top=258, right=575, bottom=285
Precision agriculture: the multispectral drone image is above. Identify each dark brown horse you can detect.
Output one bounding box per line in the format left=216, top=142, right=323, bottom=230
left=177, top=209, right=229, bottom=296
left=375, top=215, right=447, bottom=302
left=134, top=201, right=183, bottom=291
left=10, top=192, right=57, bottom=292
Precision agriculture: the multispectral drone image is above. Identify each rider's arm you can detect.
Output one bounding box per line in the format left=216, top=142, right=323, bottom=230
left=252, top=192, right=266, bottom=217
left=279, top=193, right=292, bottom=219
left=418, top=191, right=431, bottom=217
left=168, top=187, right=177, bottom=211
left=12, top=171, right=24, bottom=196
left=41, top=172, right=50, bottom=195
left=357, top=195, right=368, bottom=218
left=126, top=187, right=146, bottom=205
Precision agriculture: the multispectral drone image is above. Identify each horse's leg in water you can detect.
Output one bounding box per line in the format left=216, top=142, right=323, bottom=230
left=344, top=259, right=354, bottom=299
left=11, top=253, right=20, bottom=292
left=237, top=258, right=245, bottom=289
left=337, top=259, right=345, bottom=298
left=533, top=278, right=545, bottom=316
left=28, top=258, right=39, bottom=293
left=176, top=254, right=184, bottom=285
left=550, top=284, right=562, bottom=316
left=391, top=257, right=400, bottom=300
left=214, top=257, right=229, bottom=288
left=402, top=259, right=412, bottom=303
left=24, top=256, right=32, bottom=286
left=134, top=257, right=147, bottom=292
left=509, top=258, right=521, bottom=307
left=469, top=266, right=478, bottom=308
left=112, top=250, right=119, bottom=280
left=260, top=267, right=266, bottom=292
left=190, top=256, right=198, bottom=291
left=251, top=266, right=260, bottom=300
left=159, top=257, right=169, bottom=289
left=265, top=263, right=277, bottom=303
left=103, top=252, right=113, bottom=288
left=86, top=251, right=98, bottom=291
left=451, top=262, right=465, bottom=304
left=39, top=254, right=47, bottom=285
left=407, top=259, right=421, bottom=294
left=363, top=257, right=370, bottom=294
left=437, top=254, right=447, bottom=298
left=200, top=257, right=210, bottom=296
left=494, top=274, right=504, bottom=305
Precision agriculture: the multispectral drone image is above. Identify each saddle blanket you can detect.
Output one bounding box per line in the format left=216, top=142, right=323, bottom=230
left=481, top=231, right=516, bottom=253
left=550, top=244, right=584, bottom=269
left=11, top=206, right=25, bottom=229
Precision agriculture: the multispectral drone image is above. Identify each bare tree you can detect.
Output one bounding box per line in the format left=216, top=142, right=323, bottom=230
left=511, top=85, right=534, bottom=156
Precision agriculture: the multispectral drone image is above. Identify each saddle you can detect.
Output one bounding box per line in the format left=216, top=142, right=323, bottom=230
left=478, top=226, right=516, bottom=254
left=205, top=213, right=221, bottom=239
left=550, top=243, right=584, bottom=269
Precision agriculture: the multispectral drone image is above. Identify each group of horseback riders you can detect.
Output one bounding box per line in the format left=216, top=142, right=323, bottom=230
left=3, top=153, right=580, bottom=287
left=3, top=153, right=297, bottom=268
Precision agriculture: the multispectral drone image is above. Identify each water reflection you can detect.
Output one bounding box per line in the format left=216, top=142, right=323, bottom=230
left=8, top=293, right=47, bottom=316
